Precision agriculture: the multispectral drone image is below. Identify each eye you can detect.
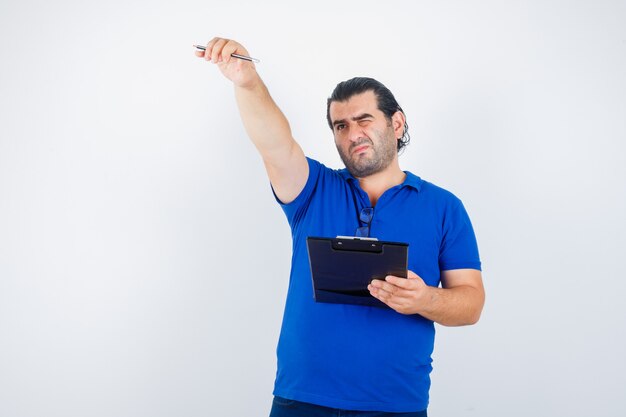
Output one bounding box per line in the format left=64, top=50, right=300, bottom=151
left=335, top=124, right=346, bottom=131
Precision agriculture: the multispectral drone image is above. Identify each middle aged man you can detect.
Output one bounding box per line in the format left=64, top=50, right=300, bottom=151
left=196, top=37, right=485, bottom=417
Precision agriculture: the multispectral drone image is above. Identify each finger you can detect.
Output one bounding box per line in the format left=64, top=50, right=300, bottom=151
left=211, top=38, right=228, bottom=63
left=369, top=285, right=404, bottom=310
left=370, top=279, right=393, bottom=293
left=211, top=38, right=228, bottom=64
left=369, top=282, right=404, bottom=303
left=385, top=275, right=416, bottom=289
left=407, top=270, right=421, bottom=279
left=204, top=37, right=220, bottom=61
left=368, top=284, right=391, bottom=302
left=221, top=40, right=240, bottom=65
left=370, top=279, right=403, bottom=295
left=368, top=283, right=389, bottom=296
left=195, top=50, right=205, bottom=57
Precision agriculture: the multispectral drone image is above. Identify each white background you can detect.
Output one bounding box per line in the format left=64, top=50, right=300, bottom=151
left=1, top=1, right=625, bottom=416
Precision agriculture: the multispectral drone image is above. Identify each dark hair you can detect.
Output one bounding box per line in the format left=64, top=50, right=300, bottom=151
left=326, top=77, right=410, bottom=153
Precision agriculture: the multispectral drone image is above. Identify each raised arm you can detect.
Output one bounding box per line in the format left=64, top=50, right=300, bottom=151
left=196, top=37, right=308, bottom=203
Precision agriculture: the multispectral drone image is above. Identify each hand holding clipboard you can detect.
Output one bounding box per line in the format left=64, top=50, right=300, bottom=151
left=306, top=236, right=408, bottom=308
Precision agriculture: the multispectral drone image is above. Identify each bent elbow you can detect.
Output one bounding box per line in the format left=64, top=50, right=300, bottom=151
left=454, top=305, right=484, bottom=327
left=466, top=310, right=482, bottom=326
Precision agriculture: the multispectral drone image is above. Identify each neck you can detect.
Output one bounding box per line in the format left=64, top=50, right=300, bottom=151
left=355, top=162, right=406, bottom=206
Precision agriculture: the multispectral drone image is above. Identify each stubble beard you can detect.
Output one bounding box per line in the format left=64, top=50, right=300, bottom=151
left=337, top=128, right=398, bottom=178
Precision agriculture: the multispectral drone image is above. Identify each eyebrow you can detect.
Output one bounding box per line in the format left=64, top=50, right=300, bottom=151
left=332, top=113, right=375, bottom=127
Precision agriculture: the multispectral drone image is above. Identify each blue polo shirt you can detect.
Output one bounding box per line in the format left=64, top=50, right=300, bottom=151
left=272, top=157, right=481, bottom=412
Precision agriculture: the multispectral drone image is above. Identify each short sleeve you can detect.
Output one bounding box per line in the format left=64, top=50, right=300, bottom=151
left=272, top=157, right=321, bottom=228
left=438, top=200, right=482, bottom=271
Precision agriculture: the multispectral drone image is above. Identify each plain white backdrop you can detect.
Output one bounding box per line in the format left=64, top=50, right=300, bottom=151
left=1, top=1, right=625, bottom=416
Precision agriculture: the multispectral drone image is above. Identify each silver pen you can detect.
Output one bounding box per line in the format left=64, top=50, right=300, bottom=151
left=193, top=44, right=260, bottom=63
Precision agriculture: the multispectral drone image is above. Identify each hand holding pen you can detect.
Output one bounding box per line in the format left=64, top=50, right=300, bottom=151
left=194, top=44, right=259, bottom=63
left=194, top=37, right=261, bottom=89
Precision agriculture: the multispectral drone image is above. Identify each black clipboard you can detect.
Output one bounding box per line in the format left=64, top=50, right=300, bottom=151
left=306, top=236, right=408, bottom=308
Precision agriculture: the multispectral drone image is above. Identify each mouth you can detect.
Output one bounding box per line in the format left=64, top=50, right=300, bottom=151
left=352, top=144, right=370, bottom=155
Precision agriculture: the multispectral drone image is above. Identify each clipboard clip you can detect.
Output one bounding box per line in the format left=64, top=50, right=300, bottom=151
left=332, top=236, right=383, bottom=253
left=335, top=235, right=379, bottom=241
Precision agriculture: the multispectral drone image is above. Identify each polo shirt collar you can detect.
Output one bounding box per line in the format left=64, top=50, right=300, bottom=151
left=338, top=168, right=423, bottom=191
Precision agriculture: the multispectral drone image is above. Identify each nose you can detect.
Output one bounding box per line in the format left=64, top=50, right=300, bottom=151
left=346, top=123, right=366, bottom=143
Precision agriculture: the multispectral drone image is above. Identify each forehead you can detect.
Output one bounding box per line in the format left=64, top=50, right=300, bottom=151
left=329, top=90, right=381, bottom=121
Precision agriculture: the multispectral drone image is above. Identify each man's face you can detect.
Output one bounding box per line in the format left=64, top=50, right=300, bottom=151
left=329, top=91, right=399, bottom=178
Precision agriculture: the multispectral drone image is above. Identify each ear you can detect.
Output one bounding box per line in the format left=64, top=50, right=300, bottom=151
left=391, top=111, right=406, bottom=138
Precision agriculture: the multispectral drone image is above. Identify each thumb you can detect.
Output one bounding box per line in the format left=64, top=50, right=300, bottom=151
left=407, top=270, right=423, bottom=281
